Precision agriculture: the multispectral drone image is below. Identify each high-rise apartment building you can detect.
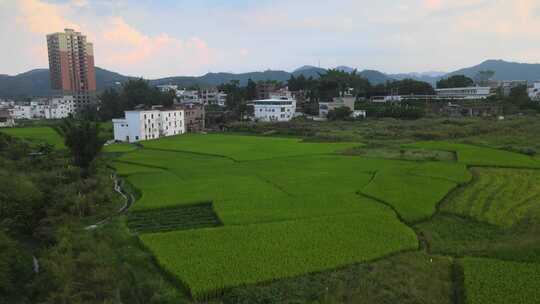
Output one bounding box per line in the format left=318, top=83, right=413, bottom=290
left=46, top=29, right=96, bottom=109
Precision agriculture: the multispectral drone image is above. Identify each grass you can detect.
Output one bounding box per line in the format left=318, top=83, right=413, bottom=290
left=221, top=251, right=454, bottom=304
left=0, top=127, right=65, bottom=149
left=441, top=168, right=540, bottom=227
left=141, top=133, right=362, bottom=161
left=102, top=143, right=138, bottom=153
left=461, top=257, right=540, bottom=304
left=361, top=167, right=462, bottom=223
left=416, top=214, right=540, bottom=263
left=140, top=212, right=418, bottom=300
left=109, top=133, right=540, bottom=299
left=404, top=141, right=540, bottom=168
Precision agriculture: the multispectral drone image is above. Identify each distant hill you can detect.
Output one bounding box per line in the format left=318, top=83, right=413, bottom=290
left=358, top=70, right=392, bottom=85
left=447, top=59, right=540, bottom=82
left=4, top=59, right=540, bottom=98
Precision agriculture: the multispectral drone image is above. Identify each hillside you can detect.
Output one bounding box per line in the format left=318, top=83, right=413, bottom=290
left=447, top=59, right=540, bottom=82
left=3, top=59, right=540, bottom=98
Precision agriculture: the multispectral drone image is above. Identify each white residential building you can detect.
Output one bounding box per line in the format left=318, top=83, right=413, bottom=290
left=44, top=96, right=75, bottom=119
left=156, top=84, right=179, bottom=93
left=10, top=96, right=75, bottom=120
left=112, top=109, right=185, bottom=143
left=435, top=87, right=492, bottom=99
left=200, top=89, right=227, bottom=106
left=0, top=109, right=15, bottom=128
left=528, top=81, right=540, bottom=101
left=177, top=90, right=201, bottom=104
left=250, top=96, right=296, bottom=122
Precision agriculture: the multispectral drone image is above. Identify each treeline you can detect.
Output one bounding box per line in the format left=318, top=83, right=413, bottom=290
left=98, top=79, right=176, bottom=121
left=0, top=120, right=183, bottom=303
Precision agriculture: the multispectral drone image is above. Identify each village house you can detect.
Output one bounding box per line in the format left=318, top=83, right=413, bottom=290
left=112, top=108, right=185, bottom=143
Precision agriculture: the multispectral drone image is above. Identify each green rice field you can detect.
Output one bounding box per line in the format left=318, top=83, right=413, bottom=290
left=109, top=134, right=485, bottom=298
left=441, top=167, right=540, bottom=227
left=0, top=127, right=65, bottom=148
left=461, top=257, right=540, bottom=304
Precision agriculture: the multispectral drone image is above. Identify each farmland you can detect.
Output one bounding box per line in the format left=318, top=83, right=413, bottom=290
left=461, top=257, right=540, bottom=304
left=5, top=116, right=540, bottom=303
left=110, top=134, right=483, bottom=298
left=0, top=126, right=65, bottom=148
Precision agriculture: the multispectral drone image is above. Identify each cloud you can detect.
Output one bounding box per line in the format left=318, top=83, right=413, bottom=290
left=99, top=17, right=216, bottom=77
left=16, top=0, right=80, bottom=34
left=3, top=0, right=540, bottom=77
left=6, top=0, right=219, bottom=77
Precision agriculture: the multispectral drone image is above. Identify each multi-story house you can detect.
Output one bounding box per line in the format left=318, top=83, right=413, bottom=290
left=112, top=108, right=185, bottom=143
left=250, top=95, right=296, bottom=122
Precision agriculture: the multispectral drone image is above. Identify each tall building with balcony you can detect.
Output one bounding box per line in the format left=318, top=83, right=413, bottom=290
left=46, top=29, right=97, bottom=109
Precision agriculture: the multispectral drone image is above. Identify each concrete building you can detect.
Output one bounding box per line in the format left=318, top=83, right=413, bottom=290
left=44, top=96, right=75, bottom=119
left=488, top=80, right=528, bottom=97
left=200, top=89, right=227, bottom=106
left=435, top=87, right=492, bottom=99
left=319, top=95, right=356, bottom=117
left=112, top=108, right=185, bottom=143
left=256, top=82, right=279, bottom=100
left=528, top=81, right=540, bottom=101
left=177, top=90, right=201, bottom=104
left=0, top=109, right=15, bottom=128
left=46, top=29, right=96, bottom=109
left=10, top=96, right=75, bottom=120
left=176, top=103, right=205, bottom=132
left=250, top=96, right=296, bottom=122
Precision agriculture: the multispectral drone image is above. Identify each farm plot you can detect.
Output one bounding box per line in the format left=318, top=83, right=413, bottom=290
left=404, top=141, right=540, bottom=168
left=141, top=133, right=361, bottom=161
left=140, top=212, right=418, bottom=300
left=0, top=127, right=65, bottom=148
left=112, top=134, right=475, bottom=297
left=360, top=164, right=466, bottom=223
left=441, top=168, right=540, bottom=227
left=461, top=257, right=540, bottom=304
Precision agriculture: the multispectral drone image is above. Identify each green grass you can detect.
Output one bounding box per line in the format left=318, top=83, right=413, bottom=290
left=102, top=143, right=138, bottom=153
left=0, top=127, right=65, bottom=149
left=141, top=133, right=362, bottom=161
left=441, top=168, right=540, bottom=227
left=416, top=214, right=540, bottom=263
left=110, top=134, right=475, bottom=297
left=361, top=167, right=460, bottom=222
left=140, top=212, right=418, bottom=300
left=404, top=141, right=540, bottom=168
left=221, top=251, right=454, bottom=304
left=461, top=257, right=540, bottom=304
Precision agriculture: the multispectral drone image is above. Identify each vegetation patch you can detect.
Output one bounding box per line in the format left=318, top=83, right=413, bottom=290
left=128, top=203, right=222, bottom=233
left=461, top=257, right=540, bottom=304
left=405, top=141, right=540, bottom=168
left=140, top=212, right=418, bottom=300
left=141, top=133, right=361, bottom=161
left=0, top=127, right=65, bottom=149
left=441, top=168, right=540, bottom=227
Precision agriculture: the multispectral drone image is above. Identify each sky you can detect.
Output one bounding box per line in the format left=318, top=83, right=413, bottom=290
left=1, top=0, right=540, bottom=78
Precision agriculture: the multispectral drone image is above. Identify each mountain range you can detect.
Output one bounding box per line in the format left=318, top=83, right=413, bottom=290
left=1, top=60, right=540, bottom=98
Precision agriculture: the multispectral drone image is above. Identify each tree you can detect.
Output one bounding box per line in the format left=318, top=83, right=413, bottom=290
left=437, top=75, right=474, bottom=88
left=98, top=79, right=176, bottom=121
left=327, top=106, right=352, bottom=120
left=60, top=119, right=105, bottom=176
left=474, top=70, right=495, bottom=86
left=246, top=79, right=257, bottom=101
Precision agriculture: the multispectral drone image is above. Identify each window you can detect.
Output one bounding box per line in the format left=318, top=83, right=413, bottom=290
left=135, top=136, right=139, bottom=140
left=281, top=107, right=285, bottom=112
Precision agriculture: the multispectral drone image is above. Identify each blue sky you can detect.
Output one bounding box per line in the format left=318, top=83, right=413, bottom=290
left=1, top=0, right=540, bottom=78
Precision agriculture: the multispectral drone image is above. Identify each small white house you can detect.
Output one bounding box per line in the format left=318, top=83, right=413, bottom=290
left=528, top=81, right=540, bottom=101
left=112, top=109, right=185, bottom=143
left=0, top=109, right=15, bottom=128
left=250, top=96, right=296, bottom=122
